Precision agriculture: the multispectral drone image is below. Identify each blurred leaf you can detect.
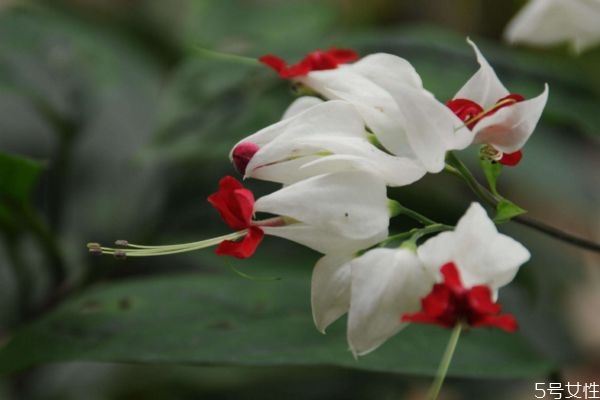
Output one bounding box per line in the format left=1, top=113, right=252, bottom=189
left=0, top=152, right=43, bottom=202
left=495, top=199, right=527, bottom=224
left=0, top=152, right=44, bottom=230
left=0, top=256, right=553, bottom=378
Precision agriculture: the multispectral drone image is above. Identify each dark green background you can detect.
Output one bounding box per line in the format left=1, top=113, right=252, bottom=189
left=0, top=1, right=598, bottom=399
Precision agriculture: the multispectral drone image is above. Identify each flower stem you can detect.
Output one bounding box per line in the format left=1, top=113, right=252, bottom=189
left=391, top=201, right=437, bottom=225
left=427, top=323, right=463, bottom=400
left=445, top=152, right=600, bottom=253
left=378, top=224, right=453, bottom=248
left=190, top=46, right=260, bottom=66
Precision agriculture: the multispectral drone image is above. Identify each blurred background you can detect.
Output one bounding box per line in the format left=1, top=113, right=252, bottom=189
left=0, top=0, right=599, bottom=399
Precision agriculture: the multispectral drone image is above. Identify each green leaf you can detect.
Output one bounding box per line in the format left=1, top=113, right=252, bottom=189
left=0, top=258, right=552, bottom=378
left=495, top=199, right=527, bottom=223
left=0, top=152, right=43, bottom=202
left=480, top=158, right=502, bottom=196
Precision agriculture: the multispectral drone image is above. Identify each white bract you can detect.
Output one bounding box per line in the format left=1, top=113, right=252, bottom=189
left=504, top=0, right=600, bottom=53
left=346, top=248, right=433, bottom=356
left=233, top=99, right=426, bottom=186
left=453, top=39, right=549, bottom=155
left=417, top=203, right=531, bottom=295
left=296, top=53, right=473, bottom=172
left=256, top=170, right=389, bottom=255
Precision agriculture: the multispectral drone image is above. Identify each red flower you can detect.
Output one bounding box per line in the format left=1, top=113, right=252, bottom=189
left=259, top=48, right=359, bottom=79
left=446, top=94, right=526, bottom=166
left=402, top=262, right=518, bottom=332
left=207, top=176, right=264, bottom=259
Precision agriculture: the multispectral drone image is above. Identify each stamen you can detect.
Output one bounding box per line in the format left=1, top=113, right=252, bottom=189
left=462, top=98, right=519, bottom=128
left=89, top=230, right=248, bottom=259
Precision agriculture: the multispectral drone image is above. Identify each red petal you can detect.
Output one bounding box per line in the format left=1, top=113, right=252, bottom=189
left=280, top=59, right=312, bottom=78
left=208, top=176, right=255, bottom=230
left=326, top=48, right=359, bottom=64
left=259, top=54, right=287, bottom=74
left=215, top=227, right=264, bottom=259
left=499, top=150, right=522, bottom=166
left=446, top=98, right=483, bottom=129
left=304, top=50, right=338, bottom=71
left=232, top=142, right=260, bottom=175
left=440, top=262, right=465, bottom=295
left=473, top=314, right=518, bottom=333
left=401, top=311, right=450, bottom=328
left=260, top=48, right=358, bottom=79
left=467, top=285, right=501, bottom=315
left=422, top=284, right=452, bottom=318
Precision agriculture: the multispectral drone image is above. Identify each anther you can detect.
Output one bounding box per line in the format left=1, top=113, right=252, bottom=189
left=114, top=250, right=127, bottom=260
left=480, top=145, right=503, bottom=162
left=115, top=240, right=129, bottom=247
left=89, top=247, right=103, bottom=256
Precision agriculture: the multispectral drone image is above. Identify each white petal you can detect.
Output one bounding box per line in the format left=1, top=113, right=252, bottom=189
left=484, top=234, right=531, bottom=289
left=383, top=84, right=474, bottom=172
left=417, top=203, right=530, bottom=291
left=246, top=155, right=324, bottom=185
left=262, top=224, right=387, bottom=255
left=416, top=231, right=458, bottom=282
left=311, top=254, right=354, bottom=333
left=245, top=101, right=367, bottom=178
left=255, top=171, right=389, bottom=240
left=472, top=84, right=549, bottom=153
left=347, top=248, right=433, bottom=356
left=229, top=118, right=291, bottom=160
left=350, top=53, right=423, bottom=91
left=282, top=96, right=324, bottom=119
left=454, top=39, right=510, bottom=108
left=300, top=150, right=426, bottom=187
left=248, top=133, right=426, bottom=186
left=231, top=100, right=363, bottom=160
left=300, top=69, right=415, bottom=158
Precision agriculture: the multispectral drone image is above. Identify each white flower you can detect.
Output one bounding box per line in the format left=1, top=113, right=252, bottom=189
left=313, top=203, right=530, bottom=357
left=449, top=39, right=548, bottom=162
left=256, top=170, right=389, bottom=255
left=417, top=203, right=530, bottom=294
left=296, top=54, right=473, bottom=172
left=504, top=0, right=600, bottom=53
left=232, top=99, right=426, bottom=187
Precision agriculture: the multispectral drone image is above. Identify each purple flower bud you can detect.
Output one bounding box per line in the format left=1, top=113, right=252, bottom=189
left=232, top=141, right=260, bottom=175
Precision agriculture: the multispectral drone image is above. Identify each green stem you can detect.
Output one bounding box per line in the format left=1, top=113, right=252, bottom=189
left=391, top=201, right=437, bottom=225
left=378, top=224, right=452, bottom=247
left=428, top=324, right=463, bottom=400
left=445, top=152, right=600, bottom=253
left=445, top=153, right=499, bottom=206
left=191, top=46, right=260, bottom=66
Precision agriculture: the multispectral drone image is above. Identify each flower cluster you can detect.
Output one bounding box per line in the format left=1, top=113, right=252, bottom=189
left=90, top=39, right=544, bottom=357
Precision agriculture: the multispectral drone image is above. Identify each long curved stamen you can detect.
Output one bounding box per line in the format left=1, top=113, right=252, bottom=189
left=87, top=230, right=248, bottom=259
left=462, top=98, right=518, bottom=128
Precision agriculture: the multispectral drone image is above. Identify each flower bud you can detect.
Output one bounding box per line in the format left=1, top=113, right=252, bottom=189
left=232, top=141, right=260, bottom=175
